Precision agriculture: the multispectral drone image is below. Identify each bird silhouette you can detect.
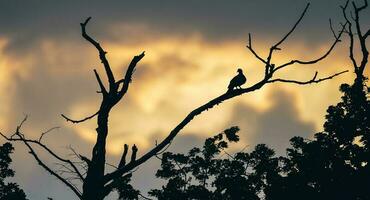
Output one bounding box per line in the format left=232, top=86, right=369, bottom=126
left=228, top=68, right=246, bottom=91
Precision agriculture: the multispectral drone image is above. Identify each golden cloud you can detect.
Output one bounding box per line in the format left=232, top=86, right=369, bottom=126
left=0, top=29, right=366, bottom=155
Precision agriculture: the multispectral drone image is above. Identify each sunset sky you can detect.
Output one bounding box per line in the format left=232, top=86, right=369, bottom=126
left=0, top=0, right=369, bottom=199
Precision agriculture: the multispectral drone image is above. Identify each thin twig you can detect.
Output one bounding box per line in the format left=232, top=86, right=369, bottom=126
left=61, top=110, right=99, bottom=124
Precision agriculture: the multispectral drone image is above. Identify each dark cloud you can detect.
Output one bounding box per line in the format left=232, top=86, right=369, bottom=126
left=2, top=0, right=367, bottom=55
left=228, top=89, right=316, bottom=155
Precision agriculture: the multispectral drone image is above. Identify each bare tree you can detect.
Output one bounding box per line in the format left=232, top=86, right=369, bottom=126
left=1, top=3, right=349, bottom=200
left=340, top=0, right=369, bottom=82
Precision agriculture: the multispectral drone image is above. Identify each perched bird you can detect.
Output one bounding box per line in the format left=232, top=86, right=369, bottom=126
left=228, top=68, right=246, bottom=91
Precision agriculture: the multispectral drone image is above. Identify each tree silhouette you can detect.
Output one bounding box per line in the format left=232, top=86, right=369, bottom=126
left=149, top=127, right=244, bottom=200
left=280, top=1, right=370, bottom=199
left=0, top=2, right=348, bottom=200
left=150, top=127, right=286, bottom=200
left=152, top=1, right=370, bottom=200
left=0, top=142, right=28, bottom=200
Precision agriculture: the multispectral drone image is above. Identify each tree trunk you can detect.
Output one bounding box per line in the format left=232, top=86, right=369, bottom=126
left=82, top=104, right=111, bottom=200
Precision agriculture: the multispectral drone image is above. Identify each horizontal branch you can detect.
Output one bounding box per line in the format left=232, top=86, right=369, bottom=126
left=61, top=111, right=99, bottom=124
left=267, top=70, right=348, bottom=85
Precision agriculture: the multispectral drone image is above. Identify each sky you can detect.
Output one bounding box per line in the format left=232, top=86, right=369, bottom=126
left=0, top=0, right=369, bottom=199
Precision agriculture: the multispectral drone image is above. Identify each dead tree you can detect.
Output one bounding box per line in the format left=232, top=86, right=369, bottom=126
left=1, top=3, right=349, bottom=200
left=340, top=0, right=369, bottom=83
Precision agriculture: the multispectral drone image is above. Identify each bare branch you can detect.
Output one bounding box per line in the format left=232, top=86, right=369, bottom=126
left=118, top=144, right=129, bottom=168
left=154, top=140, right=172, bottom=156
left=364, top=28, right=370, bottom=39
left=329, top=19, right=339, bottom=40
left=272, top=3, right=310, bottom=49
left=274, top=21, right=347, bottom=72
left=246, top=33, right=267, bottom=64
left=267, top=70, right=348, bottom=85
left=352, top=0, right=368, bottom=12
left=139, top=193, right=154, bottom=200
left=0, top=118, right=84, bottom=182
left=246, top=3, right=311, bottom=78
left=10, top=137, right=85, bottom=181
left=352, top=1, right=364, bottom=37
left=80, top=17, right=115, bottom=90
left=265, top=3, right=310, bottom=76
left=130, top=144, right=138, bottom=163
left=39, top=127, right=60, bottom=142
left=117, top=52, right=145, bottom=99
left=93, top=69, right=107, bottom=95
left=341, top=0, right=358, bottom=70
left=79, top=155, right=91, bottom=166
left=61, top=110, right=99, bottom=124
left=105, top=163, right=118, bottom=169
left=69, top=145, right=91, bottom=167
left=116, top=79, right=124, bottom=86
left=22, top=141, right=82, bottom=199
left=0, top=118, right=82, bottom=199
left=352, top=0, right=369, bottom=75
left=342, top=0, right=369, bottom=77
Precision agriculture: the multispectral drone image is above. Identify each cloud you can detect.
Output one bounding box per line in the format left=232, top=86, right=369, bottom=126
left=228, top=88, right=316, bottom=155
left=0, top=8, right=364, bottom=199
left=2, top=0, right=366, bottom=56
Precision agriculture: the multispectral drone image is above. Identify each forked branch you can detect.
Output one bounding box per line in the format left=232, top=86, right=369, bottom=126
left=273, top=21, right=347, bottom=72
left=0, top=117, right=83, bottom=199
left=341, top=0, right=369, bottom=77
left=81, top=17, right=115, bottom=91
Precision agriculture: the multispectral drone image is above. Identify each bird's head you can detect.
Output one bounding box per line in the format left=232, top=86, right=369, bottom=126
left=237, top=68, right=243, bottom=73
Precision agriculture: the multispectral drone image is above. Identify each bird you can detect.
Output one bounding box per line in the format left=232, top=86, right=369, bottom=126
left=228, top=68, right=246, bottom=91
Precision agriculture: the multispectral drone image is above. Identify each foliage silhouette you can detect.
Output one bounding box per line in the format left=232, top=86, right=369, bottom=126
left=114, top=173, right=139, bottom=200
left=0, top=142, right=28, bottom=200
left=150, top=127, right=286, bottom=200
